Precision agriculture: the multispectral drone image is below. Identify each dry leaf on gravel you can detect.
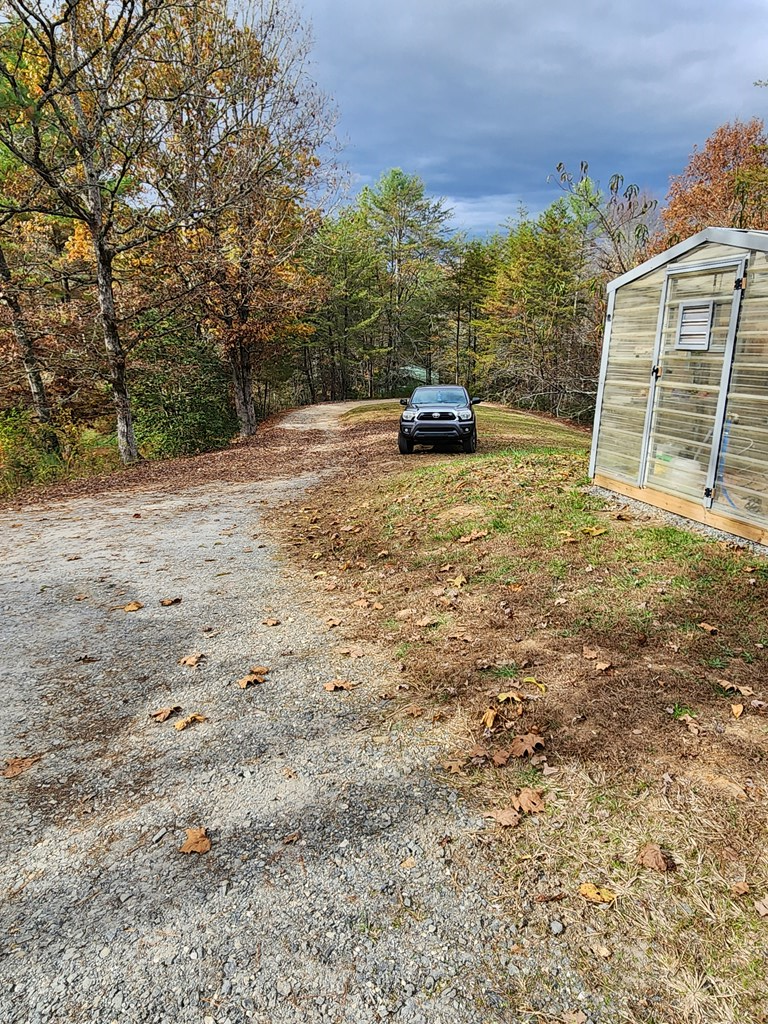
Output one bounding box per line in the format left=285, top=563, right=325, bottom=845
left=74, top=594, right=89, bottom=601
left=442, top=759, right=466, bottom=774
left=579, top=882, right=616, bottom=904
left=323, top=679, right=357, bottom=692
left=262, top=617, right=281, bottom=627
left=339, top=646, right=365, bottom=659
left=159, top=597, right=182, bottom=607
left=149, top=706, right=182, bottom=722
left=484, top=807, right=521, bottom=827
left=509, top=732, right=545, bottom=758
left=283, top=831, right=301, bottom=844
left=174, top=713, right=207, bottom=731
left=754, top=898, right=768, bottom=917
left=636, top=843, right=676, bottom=872
left=178, top=652, right=205, bottom=668
left=513, top=788, right=546, bottom=814
left=116, top=601, right=143, bottom=612
left=238, top=671, right=267, bottom=689
left=2, top=755, right=40, bottom=779
left=179, top=827, right=211, bottom=854
left=400, top=856, right=416, bottom=870
left=326, top=617, right=342, bottom=628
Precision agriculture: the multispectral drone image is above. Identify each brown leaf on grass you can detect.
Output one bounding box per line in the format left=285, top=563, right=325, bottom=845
left=731, top=704, right=744, bottom=719
left=582, top=526, right=608, bottom=538
left=723, top=682, right=755, bottom=697
left=467, top=743, right=489, bottom=761
left=578, top=882, right=616, bottom=904
left=582, top=645, right=598, bottom=660
left=458, top=529, right=489, bottom=544
left=149, top=706, right=182, bottom=722
left=699, top=622, right=719, bottom=635
left=262, top=617, right=281, bottom=627
left=179, top=827, right=211, bottom=854
left=159, top=597, right=182, bottom=607
left=481, top=707, right=499, bottom=731
left=730, top=881, right=750, bottom=897
left=174, top=713, right=207, bottom=731
left=326, top=617, right=342, bottom=628
left=497, top=690, right=524, bottom=704
left=484, top=807, right=521, bottom=827
left=415, top=616, right=439, bottom=628
left=509, top=732, right=545, bottom=758
left=442, top=759, right=466, bottom=774
left=754, top=897, right=768, bottom=917
left=678, top=714, right=701, bottom=735
left=323, top=679, right=357, bottom=692
left=447, top=573, right=467, bottom=588
left=513, top=788, right=546, bottom=814
left=492, top=749, right=511, bottom=767
left=178, top=652, right=205, bottom=668
left=636, top=843, right=676, bottom=872
left=372, top=601, right=384, bottom=610
left=595, top=660, right=612, bottom=673
left=403, top=704, right=423, bottom=717
left=2, top=755, right=40, bottom=779
left=353, top=598, right=370, bottom=608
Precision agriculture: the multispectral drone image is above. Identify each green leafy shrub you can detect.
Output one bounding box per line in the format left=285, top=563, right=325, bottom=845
left=130, top=331, right=237, bottom=457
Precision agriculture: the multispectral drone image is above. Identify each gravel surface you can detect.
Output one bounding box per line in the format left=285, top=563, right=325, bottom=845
left=1, top=406, right=601, bottom=1024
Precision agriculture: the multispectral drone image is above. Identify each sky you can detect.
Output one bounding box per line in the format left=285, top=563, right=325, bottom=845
left=299, top=0, right=768, bottom=235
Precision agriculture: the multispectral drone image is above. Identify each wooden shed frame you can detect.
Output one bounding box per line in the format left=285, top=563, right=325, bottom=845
left=590, top=228, right=768, bottom=544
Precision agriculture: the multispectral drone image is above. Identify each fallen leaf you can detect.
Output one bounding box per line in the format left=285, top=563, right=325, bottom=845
left=731, top=881, right=750, bottom=897
left=400, top=856, right=416, bottom=869
left=323, top=679, right=357, bottom=692
left=754, top=897, right=768, bottom=917
left=583, top=646, right=598, bottom=660
left=458, top=529, right=489, bottom=544
left=118, top=601, right=143, bottom=613
left=467, top=743, right=489, bottom=761
left=492, top=749, right=511, bottom=767
left=326, top=617, right=342, bottom=628
left=578, top=882, right=616, bottom=904
left=159, top=597, right=182, bottom=607
left=249, top=665, right=270, bottom=675
left=174, top=713, right=207, bottom=731
left=699, top=622, right=719, bottom=635
left=484, top=807, right=521, bottom=827
left=447, top=573, right=467, bottom=588
left=2, top=755, right=40, bottom=779
left=238, top=672, right=266, bottom=689
left=636, top=842, right=676, bottom=872
left=595, top=660, right=612, bottom=673
left=415, top=616, right=439, bottom=628
left=562, top=1011, right=588, bottom=1024
left=481, top=707, right=499, bottom=730
left=353, top=598, right=370, bottom=608
left=677, top=714, right=701, bottom=735
left=513, top=788, right=546, bottom=814
left=178, top=652, right=205, bottom=668
left=262, top=618, right=281, bottom=627
left=179, top=827, right=211, bottom=854
left=73, top=593, right=89, bottom=602
left=582, top=526, right=608, bottom=538
left=723, top=682, right=755, bottom=697
left=149, top=706, right=182, bottom=722
left=394, top=608, right=415, bottom=621
left=339, top=646, right=365, bottom=659
left=442, top=758, right=466, bottom=774
left=731, top=704, right=744, bottom=719
left=283, top=830, right=300, bottom=844
left=372, top=601, right=384, bottom=610
left=403, top=704, right=423, bottom=717
left=497, top=690, right=524, bottom=704
left=509, top=732, right=545, bottom=758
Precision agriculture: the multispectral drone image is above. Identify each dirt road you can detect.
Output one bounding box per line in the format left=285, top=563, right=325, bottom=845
left=1, top=405, right=596, bottom=1024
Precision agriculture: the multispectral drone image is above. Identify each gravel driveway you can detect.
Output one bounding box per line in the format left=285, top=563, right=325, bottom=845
left=1, top=405, right=594, bottom=1024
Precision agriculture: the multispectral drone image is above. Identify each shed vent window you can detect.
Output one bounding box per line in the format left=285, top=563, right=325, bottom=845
left=676, top=301, right=714, bottom=351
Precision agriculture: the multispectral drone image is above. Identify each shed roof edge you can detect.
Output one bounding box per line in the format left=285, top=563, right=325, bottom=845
left=606, top=228, right=768, bottom=293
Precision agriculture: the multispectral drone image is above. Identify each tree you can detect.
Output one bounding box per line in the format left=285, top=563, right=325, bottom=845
left=660, top=118, right=768, bottom=244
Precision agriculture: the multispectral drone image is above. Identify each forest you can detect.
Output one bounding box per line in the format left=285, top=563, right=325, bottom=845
left=1, top=0, right=768, bottom=494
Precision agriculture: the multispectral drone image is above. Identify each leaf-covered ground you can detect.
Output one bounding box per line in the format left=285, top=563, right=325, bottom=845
left=279, top=401, right=768, bottom=1024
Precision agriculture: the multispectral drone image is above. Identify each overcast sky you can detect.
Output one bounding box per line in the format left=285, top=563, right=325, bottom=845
left=300, top=0, right=768, bottom=235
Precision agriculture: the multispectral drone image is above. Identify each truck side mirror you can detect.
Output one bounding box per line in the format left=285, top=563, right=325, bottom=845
left=400, top=398, right=408, bottom=406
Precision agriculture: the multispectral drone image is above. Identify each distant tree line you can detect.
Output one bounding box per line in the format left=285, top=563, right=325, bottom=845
left=1, top=1, right=766, bottom=493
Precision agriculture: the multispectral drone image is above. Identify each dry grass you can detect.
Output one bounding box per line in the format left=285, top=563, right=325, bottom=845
left=279, top=403, right=768, bottom=1024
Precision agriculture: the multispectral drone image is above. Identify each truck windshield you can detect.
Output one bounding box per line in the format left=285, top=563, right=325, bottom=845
left=410, top=388, right=466, bottom=405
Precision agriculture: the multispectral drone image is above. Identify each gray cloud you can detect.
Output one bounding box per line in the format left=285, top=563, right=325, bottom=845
left=301, top=0, right=768, bottom=232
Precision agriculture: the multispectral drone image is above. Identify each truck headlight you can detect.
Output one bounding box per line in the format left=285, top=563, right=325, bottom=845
left=401, top=409, right=417, bottom=421
left=457, top=409, right=473, bottom=420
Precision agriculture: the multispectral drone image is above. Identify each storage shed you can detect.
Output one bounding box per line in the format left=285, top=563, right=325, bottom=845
left=590, top=228, right=768, bottom=544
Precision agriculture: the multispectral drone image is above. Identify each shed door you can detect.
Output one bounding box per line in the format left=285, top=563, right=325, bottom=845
left=639, top=258, right=746, bottom=507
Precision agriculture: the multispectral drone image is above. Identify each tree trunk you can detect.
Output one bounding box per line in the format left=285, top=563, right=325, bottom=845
left=229, top=338, right=258, bottom=435
left=0, top=244, right=55, bottom=429
left=93, top=240, right=140, bottom=463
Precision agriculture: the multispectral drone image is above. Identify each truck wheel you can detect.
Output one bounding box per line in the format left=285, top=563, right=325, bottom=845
left=398, top=435, right=414, bottom=455
left=462, top=431, right=477, bottom=454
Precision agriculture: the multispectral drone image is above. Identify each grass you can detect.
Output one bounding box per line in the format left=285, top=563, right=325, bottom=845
left=280, top=401, right=768, bottom=1024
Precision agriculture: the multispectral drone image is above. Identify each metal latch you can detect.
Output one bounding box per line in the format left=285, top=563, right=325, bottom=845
left=652, top=364, right=662, bottom=380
